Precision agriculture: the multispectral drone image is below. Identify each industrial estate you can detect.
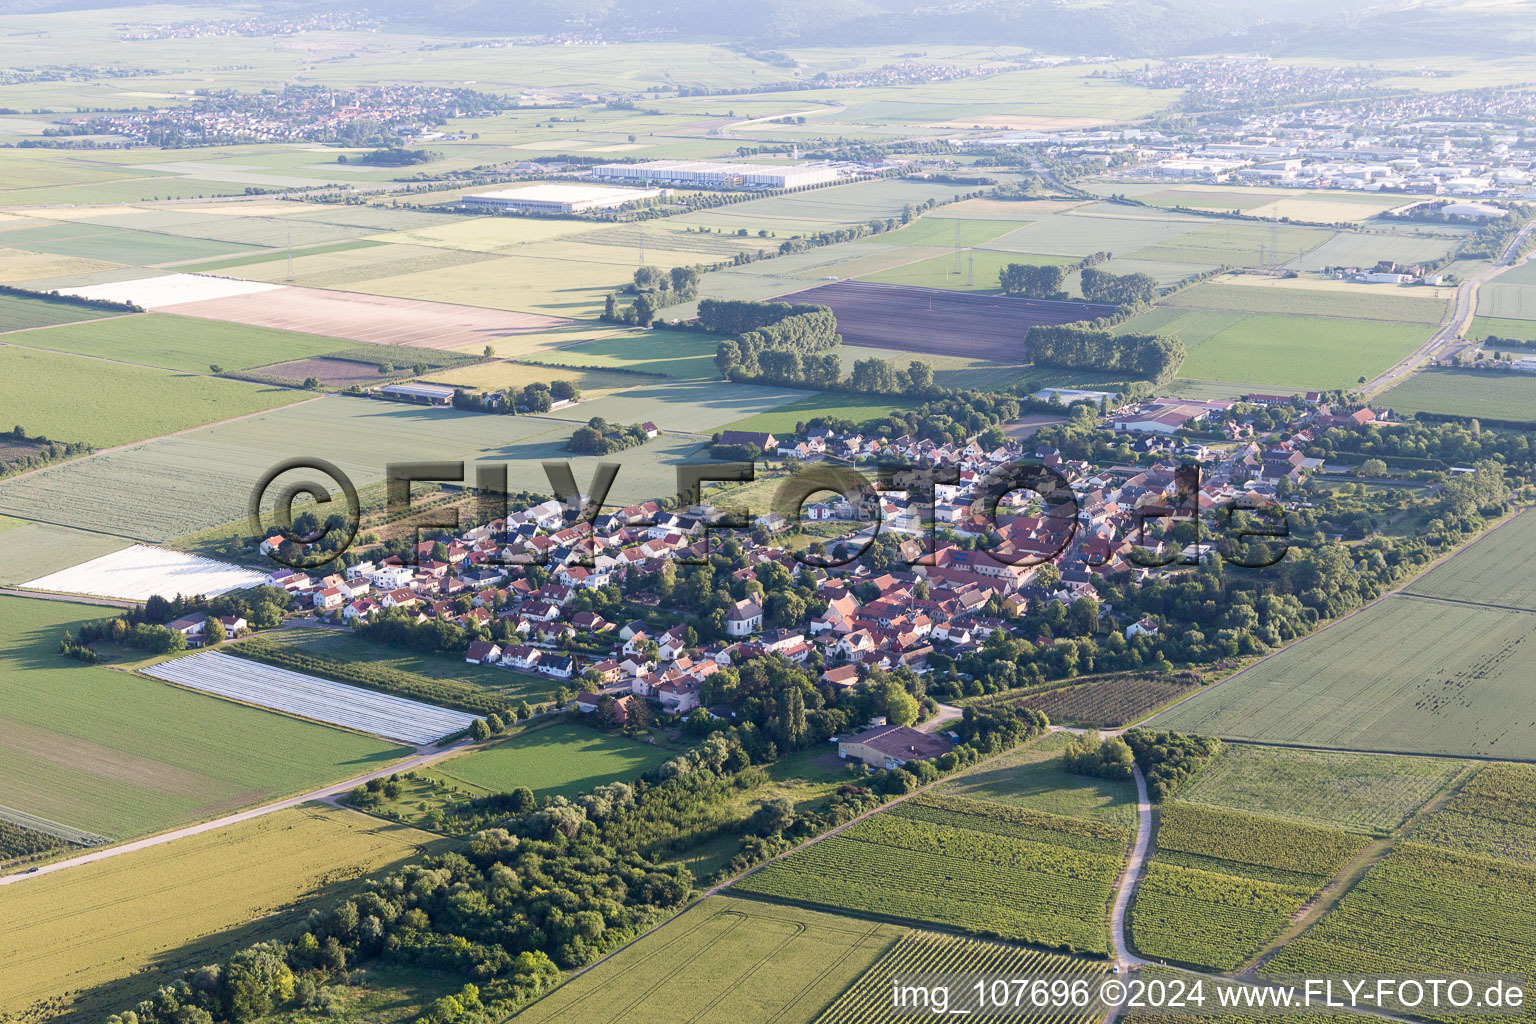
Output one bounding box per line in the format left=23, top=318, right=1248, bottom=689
left=0, top=3, right=1534, bottom=1024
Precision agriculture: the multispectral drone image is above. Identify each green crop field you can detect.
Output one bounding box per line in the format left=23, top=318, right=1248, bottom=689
left=1130, top=803, right=1368, bottom=971
left=536, top=378, right=810, bottom=435
left=0, top=805, right=446, bottom=1021
left=0, top=292, right=122, bottom=333
left=512, top=895, right=903, bottom=1024
left=1154, top=594, right=1536, bottom=759
left=1403, top=511, right=1536, bottom=609
left=1161, top=279, right=1447, bottom=324
left=1179, top=745, right=1462, bottom=834
left=1263, top=842, right=1536, bottom=1001
left=1115, top=307, right=1430, bottom=390
left=430, top=719, right=673, bottom=800
left=733, top=792, right=1129, bottom=953
left=1476, top=281, right=1536, bottom=320
left=0, top=222, right=259, bottom=265
left=1468, top=315, right=1536, bottom=342
left=0, top=522, right=130, bottom=584
left=0, top=346, right=307, bottom=448
left=723, top=392, right=924, bottom=434
left=525, top=325, right=723, bottom=378
left=940, top=730, right=1138, bottom=825
left=868, top=216, right=1030, bottom=248
left=1407, top=763, right=1536, bottom=863
left=1283, top=231, right=1459, bottom=272
left=0, top=596, right=410, bottom=841
left=1378, top=367, right=1536, bottom=422
left=2, top=313, right=348, bottom=372
left=1132, top=222, right=1337, bottom=268
left=818, top=930, right=1110, bottom=1024
left=858, top=248, right=1059, bottom=293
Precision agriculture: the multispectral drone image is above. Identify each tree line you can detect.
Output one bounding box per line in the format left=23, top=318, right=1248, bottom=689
left=1028, top=325, right=1186, bottom=383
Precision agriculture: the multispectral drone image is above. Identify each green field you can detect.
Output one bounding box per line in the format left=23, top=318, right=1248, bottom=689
left=1476, top=280, right=1536, bottom=320
left=733, top=791, right=1130, bottom=953
left=1131, top=222, right=1337, bottom=269
left=1403, top=511, right=1536, bottom=609
left=1116, top=306, right=1430, bottom=390
left=1467, top=315, right=1536, bottom=342
left=1378, top=367, right=1536, bottom=422
left=0, top=805, right=446, bottom=1021
left=431, top=719, right=673, bottom=800
left=538, top=378, right=810, bottom=435
left=0, top=222, right=259, bottom=265
left=1179, top=744, right=1462, bottom=834
left=0, top=292, right=122, bottom=333
left=0, top=596, right=410, bottom=840
left=0, top=522, right=130, bottom=584
left=723, top=392, right=924, bottom=434
left=1407, top=763, right=1536, bottom=863
left=1154, top=594, right=1536, bottom=758
left=939, top=730, right=1139, bottom=825
left=1284, top=231, right=1459, bottom=272
left=0, top=345, right=306, bottom=448
left=1131, top=803, right=1369, bottom=971
left=1162, top=279, right=1447, bottom=324
left=512, top=895, right=903, bottom=1024
left=528, top=325, right=722, bottom=379
left=2, top=312, right=348, bottom=372
left=981, top=204, right=1210, bottom=259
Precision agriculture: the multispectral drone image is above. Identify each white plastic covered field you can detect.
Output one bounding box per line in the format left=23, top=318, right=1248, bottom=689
left=24, top=545, right=267, bottom=601
left=56, top=273, right=283, bottom=308
left=142, top=650, right=477, bottom=745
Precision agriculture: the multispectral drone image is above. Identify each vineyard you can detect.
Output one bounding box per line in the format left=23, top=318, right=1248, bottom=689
left=1129, top=804, right=1369, bottom=971
left=732, top=795, right=1129, bottom=954
left=0, top=819, right=67, bottom=862
left=1407, top=763, right=1536, bottom=864
left=816, top=930, right=1110, bottom=1024
left=1004, top=674, right=1201, bottom=728
left=1263, top=842, right=1536, bottom=1017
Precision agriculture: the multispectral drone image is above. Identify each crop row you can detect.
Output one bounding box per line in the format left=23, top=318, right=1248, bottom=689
left=1129, top=863, right=1311, bottom=972
left=817, top=930, right=1108, bottom=1024
left=899, top=794, right=1130, bottom=852
left=1009, top=675, right=1200, bottom=729
left=1409, top=764, right=1536, bottom=863
left=849, top=813, right=1124, bottom=882
left=1154, top=803, right=1368, bottom=880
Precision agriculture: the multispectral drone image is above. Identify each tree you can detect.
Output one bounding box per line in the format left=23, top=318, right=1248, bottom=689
left=483, top=344, right=495, bottom=357
left=632, top=292, right=657, bottom=327
left=750, top=794, right=795, bottom=835
left=879, top=678, right=920, bottom=726
left=603, top=293, right=620, bottom=321
left=775, top=686, right=807, bottom=746
left=471, top=718, right=492, bottom=741
left=551, top=379, right=580, bottom=402
left=1358, top=458, right=1388, bottom=477
left=303, top=376, right=320, bottom=390
left=202, top=615, right=223, bottom=646
left=222, top=944, right=295, bottom=1022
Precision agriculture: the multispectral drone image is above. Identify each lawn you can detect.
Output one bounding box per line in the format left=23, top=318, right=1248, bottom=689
left=1178, top=744, right=1463, bottom=835
left=1154, top=594, right=1536, bottom=759
left=0, top=346, right=307, bottom=447
left=1378, top=367, right=1536, bottom=422
left=938, top=730, right=1138, bottom=826
left=0, top=292, right=123, bottom=333
left=722, top=392, right=924, bottom=434
left=1403, top=509, right=1536, bottom=610
left=1116, top=307, right=1430, bottom=390
left=513, top=895, right=903, bottom=1024
left=2, top=312, right=348, bottom=372
left=430, top=719, right=673, bottom=800
left=0, top=595, right=411, bottom=840
left=0, top=805, right=447, bottom=1021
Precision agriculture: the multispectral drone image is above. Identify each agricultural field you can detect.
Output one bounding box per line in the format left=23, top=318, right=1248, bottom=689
left=1160, top=277, right=1448, bottom=324
left=1178, top=745, right=1463, bottom=834
left=232, top=629, right=554, bottom=715
left=60, top=272, right=281, bottom=308
left=1, top=313, right=348, bottom=373
left=733, top=792, right=1130, bottom=953
left=940, top=730, right=1138, bottom=825
left=722, top=391, right=924, bottom=434
left=1407, top=763, right=1536, bottom=863
left=781, top=280, right=1116, bottom=361
left=525, top=325, right=723, bottom=379
left=0, top=292, right=122, bottom=333
left=979, top=203, right=1211, bottom=259
left=22, top=543, right=266, bottom=601
left=423, top=360, right=648, bottom=397
left=513, top=895, right=903, bottom=1024
left=0, top=346, right=307, bottom=448
left=538, top=378, right=811, bottom=435
left=858, top=248, right=1067, bottom=293
left=429, top=719, right=672, bottom=800
left=1130, top=803, right=1369, bottom=971
left=1130, top=222, right=1337, bottom=269
left=0, top=221, right=260, bottom=265
left=0, top=246, right=122, bottom=284
left=994, top=673, right=1202, bottom=729
left=1467, top=314, right=1536, bottom=342
left=818, top=930, right=1110, bottom=1024
left=1283, top=230, right=1459, bottom=272
left=142, top=651, right=480, bottom=745
left=0, top=595, right=410, bottom=841
left=1476, top=280, right=1536, bottom=321
left=0, top=806, right=447, bottom=1022
left=1403, top=510, right=1536, bottom=610
left=0, top=522, right=131, bottom=586
left=1154, top=594, right=1536, bottom=759
left=1262, top=841, right=1536, bottom=1002
left=839, top=344, right=1032, bottom=391
left=1115, top=306, right=1430, bottom=390
left=1378, top=367, right=1536, bottom=422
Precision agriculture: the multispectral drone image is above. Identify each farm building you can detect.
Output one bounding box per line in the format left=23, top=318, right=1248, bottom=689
left=592, top=160, right=842, bottom=189
left=459, top=182, right=667, bottom=213
left=838, top=724, right=951, bottom=768
left=378, top=383, right=456, bottom=406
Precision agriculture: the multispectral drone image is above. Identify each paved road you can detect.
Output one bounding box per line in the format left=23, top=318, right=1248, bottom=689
left=1109, top=763, right=1153, bottom=971
left=0, top=737, right=471, bottom=887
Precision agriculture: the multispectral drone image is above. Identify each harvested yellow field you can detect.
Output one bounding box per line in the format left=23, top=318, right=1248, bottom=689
left=0, top=805, right=447, bottom=1020
left=0, top=247, right=122, bottom=283
left=370, top=216, right=611, bottom=252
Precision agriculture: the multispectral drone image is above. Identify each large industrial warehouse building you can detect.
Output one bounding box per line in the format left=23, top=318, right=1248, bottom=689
left=459, top=182, right=667, bottom=213
left=592, top=160, right=842, bottom=189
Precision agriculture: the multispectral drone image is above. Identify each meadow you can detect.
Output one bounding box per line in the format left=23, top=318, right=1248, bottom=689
left=1115, top=307, right=1430, bottom=390
left=818, top=930, right=1109, bottom=1024
left=1178, top=745, right=1463, bottom=834
left=0, top=292, right=122, bottom=333
left=2, top=312, right=348, bottom=372
left=1130, top=803, right=1369, bottom=972
left=0, top=221, right=259, bottom=265
left=1130, top=222, right=1336, bottom=269
left=0, top=806, right=446, bottom=1022
left=0, top=596, right=410, bottom=841
left=733, top=792, right=1130, bottom=954
left=939, top=730, right=1138, bottom=825
left=513, top=895, right=903, bottom=1024
left=1154, top=594, right=1536, bottom=759
left=1402, top=510, right=1536, bottom=610
left=429, top=719, right=673, bottom=800
left=0, top=345, right=307, bottom=448
left=1378, top=367, right=1536, bottom=422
